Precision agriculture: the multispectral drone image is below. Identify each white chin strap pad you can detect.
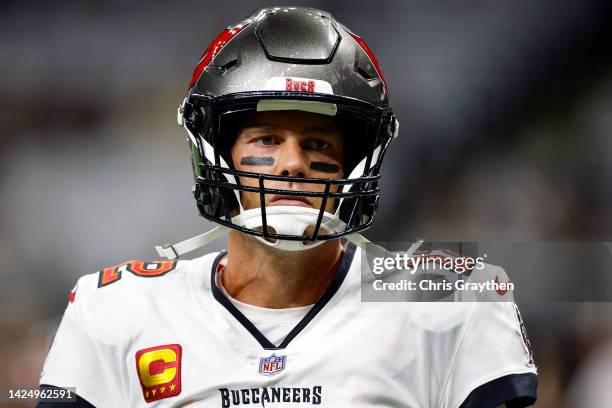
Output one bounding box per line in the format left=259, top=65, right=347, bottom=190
left=232, top=206, right=347, bottom=251
left=154, top=208, right=368, bottom=258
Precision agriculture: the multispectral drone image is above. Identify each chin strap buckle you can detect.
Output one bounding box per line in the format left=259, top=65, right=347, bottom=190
left=155, top=244, right=179, bottom=260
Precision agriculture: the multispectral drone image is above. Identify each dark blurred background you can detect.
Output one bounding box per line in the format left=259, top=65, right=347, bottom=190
left=1, top=1, right=611, bottom=407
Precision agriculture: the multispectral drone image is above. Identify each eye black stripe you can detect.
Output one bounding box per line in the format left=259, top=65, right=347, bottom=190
left=310, top=162, right=340, bottom=173
left=240, top=156, right=275, bottom=166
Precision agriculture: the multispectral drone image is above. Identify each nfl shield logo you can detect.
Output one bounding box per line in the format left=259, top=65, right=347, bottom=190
left=258, top=354, right=286, bottom=376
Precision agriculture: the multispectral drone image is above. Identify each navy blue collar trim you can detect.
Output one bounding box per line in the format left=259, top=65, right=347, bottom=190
left=211, top=242, right=356, bottom=350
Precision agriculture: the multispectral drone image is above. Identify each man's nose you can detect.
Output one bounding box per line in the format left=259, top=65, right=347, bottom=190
left=278, top=138, right=308, bottom=178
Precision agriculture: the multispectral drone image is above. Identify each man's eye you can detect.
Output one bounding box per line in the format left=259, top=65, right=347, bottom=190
left=256, top=136, right=275, bottom=146
left=306, top=139, right=330, bottom=150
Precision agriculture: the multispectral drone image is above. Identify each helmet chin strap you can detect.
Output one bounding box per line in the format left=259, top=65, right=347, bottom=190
left=155, top=225, right=230, bottom=260
left=155, top=206, right=372, bottom=259
left=232, top=206, right=346, bottom=251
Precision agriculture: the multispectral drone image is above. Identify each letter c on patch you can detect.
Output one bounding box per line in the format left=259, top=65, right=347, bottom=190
left=138, top=348, right=179, bottom=387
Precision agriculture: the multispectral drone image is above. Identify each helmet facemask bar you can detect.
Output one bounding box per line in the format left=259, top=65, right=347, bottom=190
left=185, top=93, right=395, bottom=244
left=340, top=117, right=384, bottom=231
left=196, top=169, right=379, bottom=241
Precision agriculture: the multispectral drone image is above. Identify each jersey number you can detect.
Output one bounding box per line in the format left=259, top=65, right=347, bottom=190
left=97, top=260, right=177, bottom=288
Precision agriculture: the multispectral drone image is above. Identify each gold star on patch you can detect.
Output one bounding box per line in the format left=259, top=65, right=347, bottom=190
left=152, top=389, right=157, bottom=396
left=170, top=384, right=176, bottom=391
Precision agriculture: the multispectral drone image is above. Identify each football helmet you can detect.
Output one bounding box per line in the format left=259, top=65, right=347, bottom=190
left=157, top=6, right=398, bottom=257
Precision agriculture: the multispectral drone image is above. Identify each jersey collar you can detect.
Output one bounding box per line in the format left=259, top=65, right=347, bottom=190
left=210, top=242, right=356, bottom=350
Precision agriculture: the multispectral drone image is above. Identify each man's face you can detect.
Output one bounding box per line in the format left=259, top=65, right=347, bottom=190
left=231, top=110, right=344, bottom=213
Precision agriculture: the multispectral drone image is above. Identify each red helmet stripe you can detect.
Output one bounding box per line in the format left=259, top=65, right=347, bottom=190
left=348, top=33, right=388, bottom=94
left=188, top=27, right=243, bottom=90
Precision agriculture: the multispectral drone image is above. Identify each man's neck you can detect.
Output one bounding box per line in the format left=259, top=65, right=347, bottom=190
left=222, top=231, right=344, bottom=309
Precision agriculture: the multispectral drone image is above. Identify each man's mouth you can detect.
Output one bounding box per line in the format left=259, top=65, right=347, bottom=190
left=268, top=194, right=313, bottom=208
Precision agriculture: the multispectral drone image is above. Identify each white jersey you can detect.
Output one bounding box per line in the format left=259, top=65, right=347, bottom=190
left=40, top=243, right=537, bottom=407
